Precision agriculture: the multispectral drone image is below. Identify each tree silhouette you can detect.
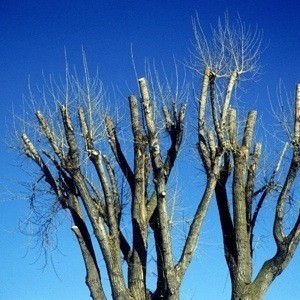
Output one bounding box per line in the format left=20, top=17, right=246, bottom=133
left=15, top=16, right=300, bottom=300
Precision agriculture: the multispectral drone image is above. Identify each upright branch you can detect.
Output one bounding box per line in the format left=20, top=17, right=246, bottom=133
left=126, top=95, right=148, bottom=298
left=273, top=84, right=300, bottom=244
left=21, top=124, right=107, bottom=300
left=175, top=65, right=230, bottom=282
left=16, top=14, right=300, bottom=300
left=190, top=14, right=300, bottom=300
left=17, top=15, right=266, bottom=300
left=220, top=70, right=239, bottom=134
left=139, top=77, right=177, bottom=297
left=105, top=116, right=135, bottom=192
left=212, top=82, right=300, bottom=300
left=248, top=84, right=300, bottom=299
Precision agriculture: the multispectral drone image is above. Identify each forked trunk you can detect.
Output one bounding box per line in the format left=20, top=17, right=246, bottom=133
left=231, top=282, right=265, bottom=300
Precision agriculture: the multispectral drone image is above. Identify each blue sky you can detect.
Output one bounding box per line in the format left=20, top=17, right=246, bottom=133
left=0, top=1, right=299, bottom=299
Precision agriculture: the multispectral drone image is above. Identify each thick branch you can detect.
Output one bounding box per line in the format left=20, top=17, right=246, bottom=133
left=198, top=67, right=211, bottom=135
left=105, top=116, right=135, bottom=192
left=220, top=70, right=238, bottom=133
left=69, top=195, right=107, bottom=300
left=21, top=133, right=107, bottom=298
left=139, top=77, right=176, bottom=294
left=274, top=86, right=300, bottom=244
left=36, top=110, right=65, bottom=162
left=293, top=84, right=300, bottom=143
left=198, top=139, right=211, bottom=172
left=242, top=110, right=257, bottom=151
left=60, top=105, right=80, bottom=171
left=128, top=95, right=148, bottom=296
left=73, top=172, right=129, bottom=298
left=232, top=146, right=252, bottom=282
left=209, top=74, right=221, bottom=141
left=245, top=142, right=261, bottom=235
left=21, top=134, right=63, bottom=202
left=228, top=109, right=237, bottom=148
left=251, top=143, right=287, bottom=231
left=215, top=152, right=237, bottom=266
left=164, top=103, right=186, bottom=179
left=274, top=155, right=299, bottom=244
left=176, top=174, right=219, bottom=279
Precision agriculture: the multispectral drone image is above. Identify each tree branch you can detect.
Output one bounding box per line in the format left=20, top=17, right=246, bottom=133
left=105, top=116, right=135, bottom=192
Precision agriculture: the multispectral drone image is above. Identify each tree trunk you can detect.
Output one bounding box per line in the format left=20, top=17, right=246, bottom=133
left=231, top=279, right=254, bottom=300
left=231, top=281, right=265, bottom=300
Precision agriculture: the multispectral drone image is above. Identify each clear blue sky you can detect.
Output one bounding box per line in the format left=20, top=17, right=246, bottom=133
left=0, top=1, right=299, bottom=299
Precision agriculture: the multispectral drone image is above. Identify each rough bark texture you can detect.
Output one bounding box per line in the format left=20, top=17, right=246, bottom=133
left=204, top=72, right=300, bottom=299
left=18, top=47, right=300, bottom=298
left=20, top=69, right=221, bottom=300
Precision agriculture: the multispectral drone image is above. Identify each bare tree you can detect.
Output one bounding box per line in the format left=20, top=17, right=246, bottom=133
left=14, top=15, right=300, bottom=300
left=193, top=15, right=300, bottom=300
left=15, top=48, right=225, bottom=299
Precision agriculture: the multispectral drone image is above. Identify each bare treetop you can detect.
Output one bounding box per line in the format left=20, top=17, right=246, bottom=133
left=191, top=13, right=263, bottom=78
left=13, top=16, right=300, bottom=300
